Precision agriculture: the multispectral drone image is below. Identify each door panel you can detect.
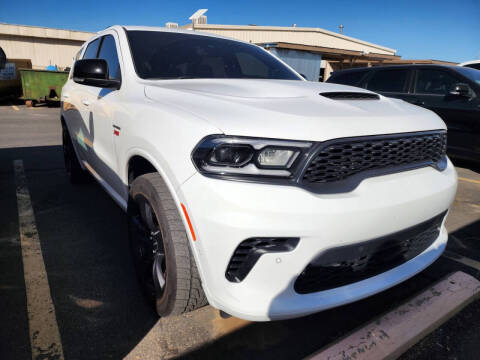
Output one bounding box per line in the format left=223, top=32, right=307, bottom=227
left=87, top=33, right=124, bottom=196
left=90, top=89, right=124, bottom=194
left=62, top=80, right=88, bottom=161
left=72, top=37, right=102, bottom=167
left=78, top=85, right=101, bottom=166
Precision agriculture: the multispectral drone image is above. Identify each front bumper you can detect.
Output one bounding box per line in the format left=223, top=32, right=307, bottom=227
left=178, top=158, right=457, bottom=321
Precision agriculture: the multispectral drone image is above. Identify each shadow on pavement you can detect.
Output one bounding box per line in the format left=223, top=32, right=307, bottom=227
left=2, top=144, right=479, bottom=360
left=451, top=158, right=480, bottom=174
left=0, top=145, right=157, bottom=360
left=0, top=96, right=24, bottom=106
left=447, top=220, right=480, bottom=263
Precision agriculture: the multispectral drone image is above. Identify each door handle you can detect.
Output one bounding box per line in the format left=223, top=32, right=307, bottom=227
left=63, top=94, right=69, bottom=99
left=82, top=99, right=90, bottom=106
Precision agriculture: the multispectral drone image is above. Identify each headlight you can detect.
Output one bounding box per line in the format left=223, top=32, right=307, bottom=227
left=192, top=135, right=312, bottom=178
left=256, top=147, right=299, bottom=168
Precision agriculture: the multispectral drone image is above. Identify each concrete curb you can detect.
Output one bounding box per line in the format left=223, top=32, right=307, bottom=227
left=307, top=271, right=480, bottom=360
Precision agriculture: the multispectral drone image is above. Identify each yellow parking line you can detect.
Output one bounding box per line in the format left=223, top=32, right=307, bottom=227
left=458, top=177, right=480, bottom=185
left=12, top=105, right=19, bottom=111
left=310, top=272, right=480, bottom=360
left=13, top=160, right=65, bottom=360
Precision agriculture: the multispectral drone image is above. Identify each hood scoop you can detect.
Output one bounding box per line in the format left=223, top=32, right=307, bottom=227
left=320, top=92, right=380, bottom=100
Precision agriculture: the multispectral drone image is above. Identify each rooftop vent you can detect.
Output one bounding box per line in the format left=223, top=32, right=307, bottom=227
left=189, top=9, right=208, bottom=26
left=320, top=92, right=380, bottom=100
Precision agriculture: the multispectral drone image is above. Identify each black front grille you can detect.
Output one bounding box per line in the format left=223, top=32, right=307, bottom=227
left=226, top=237, right=299, bottom=282
left=294, top=212, right=446, bottom=294
left=302, top=132, right=447, bottom=185
left=320, top=92, right=380, bottom=100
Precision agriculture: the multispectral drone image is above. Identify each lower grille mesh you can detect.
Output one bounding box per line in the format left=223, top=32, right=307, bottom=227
left=226, top=237, right=299, bottom=282
left=294, top=212, right=446, bottom=294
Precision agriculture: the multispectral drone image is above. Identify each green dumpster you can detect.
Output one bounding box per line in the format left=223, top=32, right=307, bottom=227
left=19, top=69, right=69, bottom=106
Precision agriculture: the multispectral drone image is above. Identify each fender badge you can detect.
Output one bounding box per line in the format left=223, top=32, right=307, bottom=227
left=113, top=125, right=121, bottom=136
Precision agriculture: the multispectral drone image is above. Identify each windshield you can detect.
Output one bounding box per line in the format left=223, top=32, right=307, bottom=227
left=126, top=30, right=301, bottom=81
left=456, top=66, right=480, bottom=86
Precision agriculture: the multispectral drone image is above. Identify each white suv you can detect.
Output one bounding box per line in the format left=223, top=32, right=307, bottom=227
left=61, top=26, right=457, bottom=321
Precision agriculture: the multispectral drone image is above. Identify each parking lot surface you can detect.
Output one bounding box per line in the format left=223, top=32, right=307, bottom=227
left=1, top=104, right=480, bottom=360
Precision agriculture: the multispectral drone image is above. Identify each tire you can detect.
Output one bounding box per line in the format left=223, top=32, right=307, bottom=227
left=62, top=122, right=88, bottom=184
left=128, top=173, right=207, bottom=316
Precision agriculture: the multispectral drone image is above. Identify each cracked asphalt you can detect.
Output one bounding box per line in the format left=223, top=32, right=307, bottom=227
left=0, top=104, right=479, bottom=360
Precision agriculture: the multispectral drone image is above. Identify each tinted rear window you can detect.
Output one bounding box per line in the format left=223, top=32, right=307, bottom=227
left=126, top=31, right=300, bottom=80
left=327, top=70, right=367, bottom=86
left=367, top=69, right=410, bottom=93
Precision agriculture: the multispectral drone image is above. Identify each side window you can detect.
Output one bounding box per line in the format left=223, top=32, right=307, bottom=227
left=97, top=35, right=121, bottom=80
left=83, top=38, right=101, bottom=59
left=75, top=48, right=83, bottom=61
left=367, top=69, right=409, bottom=93
left=70, top=47, right=84, bottom=79
left=415, top=69, right=458, bottom=95
left=328, top=71, right=368, bottom=86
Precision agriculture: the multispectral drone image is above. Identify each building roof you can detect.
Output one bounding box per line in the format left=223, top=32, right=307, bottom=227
left=380, top=59, right=458, bottom=65
left=0, top=23, right=93, bottom=42
left=185, top=23, right=397, bottom=55
left=264, top=42, right=401, bottom=61
left=0, top=22, right=396, bottom=57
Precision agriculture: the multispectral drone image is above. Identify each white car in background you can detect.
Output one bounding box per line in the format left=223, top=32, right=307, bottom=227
left=61, top=26, right=457, bottom=321
left=459, top=60, right=480, bottom=70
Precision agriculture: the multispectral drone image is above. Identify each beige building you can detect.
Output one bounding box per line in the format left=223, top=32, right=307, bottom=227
left=188, top=23, right=397, bottom=56
left=0, top=23, right=93, bottom=70
left=0, top=19, right=455, bottom=82
left=183, top=22, right=401, bottom=80
left=0, top=20, right=398, bottom=76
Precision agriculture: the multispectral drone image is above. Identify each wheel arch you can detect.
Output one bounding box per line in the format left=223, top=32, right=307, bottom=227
left=124, top=149, right=191, bottom=236
left=127, top=154, right=158, bottom=185
left=124, top=149, right=211, bottom=302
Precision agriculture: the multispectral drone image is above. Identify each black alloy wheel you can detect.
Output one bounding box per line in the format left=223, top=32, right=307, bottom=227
left=129, top=195, right=167, bottom=301
left=128, top=173, right=208, bottom=317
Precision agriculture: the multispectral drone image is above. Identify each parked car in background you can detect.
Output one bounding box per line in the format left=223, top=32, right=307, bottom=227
left=459, top=60, right=480, bottom=70
left=61, top=26, right=457, bottom=321
left=327, top=65, right=480, bottom=162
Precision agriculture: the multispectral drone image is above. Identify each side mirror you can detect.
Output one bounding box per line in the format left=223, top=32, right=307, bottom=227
left=300, top=73, right=308, bottom=80
left=73, top=59, right=120, bottom=89
left=449, top=83, right=470, bottom=97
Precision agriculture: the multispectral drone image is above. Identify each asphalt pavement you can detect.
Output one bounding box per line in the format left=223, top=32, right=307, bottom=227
left=0, top=104, right=479, bottom=360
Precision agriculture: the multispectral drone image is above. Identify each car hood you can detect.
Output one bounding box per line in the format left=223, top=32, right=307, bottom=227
left=144, top=79, right=445, bottom=141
